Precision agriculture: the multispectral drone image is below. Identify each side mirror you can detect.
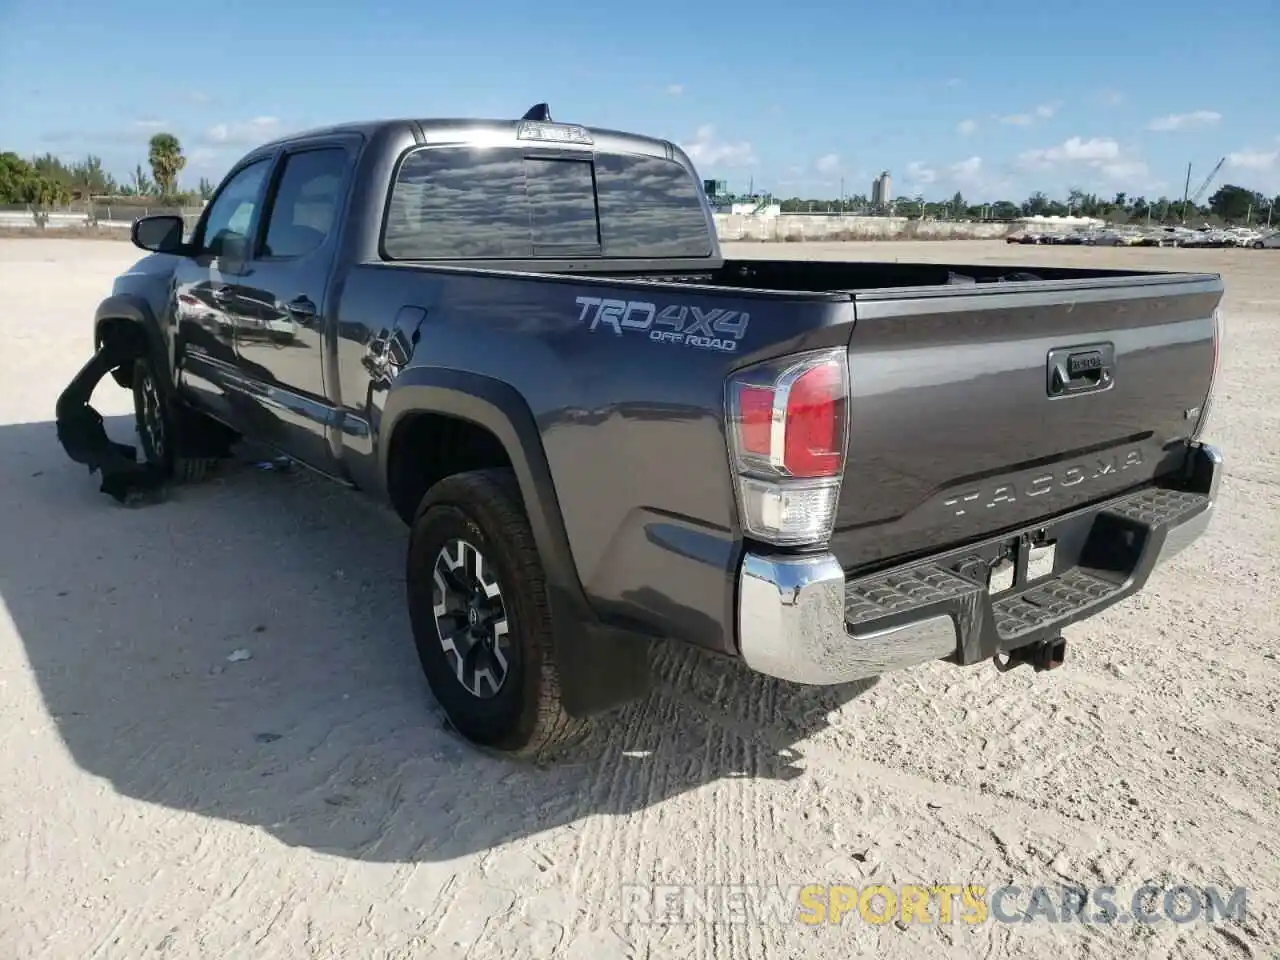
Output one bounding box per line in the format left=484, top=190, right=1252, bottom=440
left=132, top=215, right=187, bottom=254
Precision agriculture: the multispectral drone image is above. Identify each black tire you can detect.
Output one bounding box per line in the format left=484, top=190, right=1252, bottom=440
left=406, top=468, right=586, bottom=759
left=131, top=358, right=221, bottom=484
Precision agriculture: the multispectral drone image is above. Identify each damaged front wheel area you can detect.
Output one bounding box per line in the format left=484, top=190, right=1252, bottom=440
left=130, top=355, right=227, bottom=485
left=55, top=332, right=234, bottom=503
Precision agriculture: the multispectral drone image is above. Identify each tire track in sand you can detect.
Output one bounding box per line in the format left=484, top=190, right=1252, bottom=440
left=652, top=643, right=778, bottom=960
left=567, top=642, right=695, bottom=937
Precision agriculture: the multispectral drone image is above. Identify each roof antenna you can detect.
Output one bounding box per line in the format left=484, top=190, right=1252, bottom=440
left=522, top=102, right=552, bottom=122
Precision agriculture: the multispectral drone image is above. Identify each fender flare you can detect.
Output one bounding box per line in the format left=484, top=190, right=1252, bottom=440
left=380, top=367, right=651, bottom=716
left=93, top=294, right=173, bottom=393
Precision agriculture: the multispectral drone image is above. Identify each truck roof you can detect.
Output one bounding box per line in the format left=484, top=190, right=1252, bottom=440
left=256, top=114, right=677, bottom=162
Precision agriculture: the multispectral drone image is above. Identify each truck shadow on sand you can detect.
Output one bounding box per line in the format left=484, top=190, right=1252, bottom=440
left=1, top=417, right=874, bottom=864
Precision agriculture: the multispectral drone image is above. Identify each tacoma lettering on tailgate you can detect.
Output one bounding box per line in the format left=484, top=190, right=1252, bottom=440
left=943, top=448, right=1145, bottom=517
left=575, top=296, right=749, bottom=353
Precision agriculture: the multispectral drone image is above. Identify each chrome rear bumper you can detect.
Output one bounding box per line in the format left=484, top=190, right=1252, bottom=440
left=736, top=442, right=1224, bottom=685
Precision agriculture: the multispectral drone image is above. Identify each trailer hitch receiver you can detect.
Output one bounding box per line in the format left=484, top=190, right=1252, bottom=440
left=993, top=636, right=1067, bottom=673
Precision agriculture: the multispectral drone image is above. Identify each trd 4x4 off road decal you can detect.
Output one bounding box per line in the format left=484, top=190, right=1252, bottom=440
left=575, top=296, right=749, bottom=353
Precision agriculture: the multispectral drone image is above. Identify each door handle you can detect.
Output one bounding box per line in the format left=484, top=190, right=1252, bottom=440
left=1046, top=343, right=1115, bottom=397
left=211, top=285, right=234, bottom=303
left=285, top=296, right=317, bottom=319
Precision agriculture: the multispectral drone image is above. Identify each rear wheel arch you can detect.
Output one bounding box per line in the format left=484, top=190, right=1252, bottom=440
left=386, top=411, right=513, bottom=525
left=378, top=373, right=568, bottom=563
left=380, top=371, right=652, bottom=718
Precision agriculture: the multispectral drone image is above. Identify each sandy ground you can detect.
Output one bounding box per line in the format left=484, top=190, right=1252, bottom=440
left=0, top=238, right=1276, bottom=960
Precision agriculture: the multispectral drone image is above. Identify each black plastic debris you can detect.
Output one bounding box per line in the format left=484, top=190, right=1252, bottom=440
left=54, top=338, right=167, bottom=504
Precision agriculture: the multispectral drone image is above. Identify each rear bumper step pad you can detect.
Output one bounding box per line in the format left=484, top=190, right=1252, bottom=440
left=844, top=475, right=1215, bottom=666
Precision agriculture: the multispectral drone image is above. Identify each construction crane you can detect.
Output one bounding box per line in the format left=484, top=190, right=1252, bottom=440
left=1181, top=157, right=1225, bottom=222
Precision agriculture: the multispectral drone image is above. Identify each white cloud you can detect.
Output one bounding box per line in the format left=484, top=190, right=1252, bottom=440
left=999, top=102, right=1059, bottom=126
left=957, top=118, right=978, bottom=136
left=1226, top=147, right=1278, bottom=171
left=186, top=148, right=222, bottom=170
left=814, top=153, right=841, bottom=174
left=950, top=156, right=983, bottom=184
left=202, top=116, right=283, bottom=146
left=133, top=118, right=167, bottom=130
left=1097, top=159, right=1151, bottom=181
left=1146, top=110, right=1222, bottom=132
left=665, top=83, right=684, bottom=96
left=1017, top=136, right=1153, bottom=188
left=1100, top=89, right=1125, bottom=106
left=1019, top=136, right=1121, bottom=167
left=680, top=125, right=756, bottom=168
left=904, top=161, right=937, bottom=186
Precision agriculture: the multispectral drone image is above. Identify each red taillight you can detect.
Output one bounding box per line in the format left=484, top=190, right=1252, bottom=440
left=737, top=386, right=775, bottom=457
left=726, top=349, right=850, bottom=546
left=730, top=358, right=847, bottom=478
left=781, top=362, right=844, bottom=478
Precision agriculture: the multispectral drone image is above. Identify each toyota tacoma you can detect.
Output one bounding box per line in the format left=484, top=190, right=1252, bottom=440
left=58, top=104, right=1225, bottom=758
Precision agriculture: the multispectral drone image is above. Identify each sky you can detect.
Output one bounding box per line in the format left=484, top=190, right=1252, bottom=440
left=2, top=0, right=1279, bottom=203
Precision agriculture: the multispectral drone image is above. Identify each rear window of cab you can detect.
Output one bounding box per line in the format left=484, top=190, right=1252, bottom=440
left=382, top=147, right=713, bottom=260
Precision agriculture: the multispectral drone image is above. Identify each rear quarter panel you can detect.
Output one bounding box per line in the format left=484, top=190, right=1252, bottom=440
left=335, top=264, right=853, bottom=653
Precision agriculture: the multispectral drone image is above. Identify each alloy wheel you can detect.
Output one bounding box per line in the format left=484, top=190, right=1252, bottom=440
left=431, top=538, right=512, bottom=699
left=139, top=370, right=166, bottom=462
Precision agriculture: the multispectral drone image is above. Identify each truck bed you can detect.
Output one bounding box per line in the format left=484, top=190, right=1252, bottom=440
left=604, top=258, right=1220, bottom=573
left=587, top=258, right=1221, bottom=572
left=336, top=253, right=1219, bottom=654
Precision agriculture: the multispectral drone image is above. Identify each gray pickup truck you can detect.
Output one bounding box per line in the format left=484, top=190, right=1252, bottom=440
left=59, top=104, right=1224, bottom=759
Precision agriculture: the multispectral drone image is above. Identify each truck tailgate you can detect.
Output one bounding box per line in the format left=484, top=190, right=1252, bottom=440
left=831, top=273, right=1222, bottom=572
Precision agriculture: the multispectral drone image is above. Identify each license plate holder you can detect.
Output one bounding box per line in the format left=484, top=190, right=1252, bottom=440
left=987, top=558, right=1015, bottom=595
left=1027, top=542, right=1057, bottom=582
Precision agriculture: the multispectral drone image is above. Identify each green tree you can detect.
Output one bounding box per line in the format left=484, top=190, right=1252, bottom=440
left=1022, top=191, right=1050, bottom=216
left=197, top=176, right=216, bottom=201
left=0, top=152, right=71, bottom=205
left=147, top=132, right=186, bottom=197
left=1207, top=184, right=1265, bottom=222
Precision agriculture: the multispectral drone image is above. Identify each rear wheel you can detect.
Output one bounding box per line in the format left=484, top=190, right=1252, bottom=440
left=131, top=358, right=225, bottom=483
left=406, top=468, right=586, bottom=759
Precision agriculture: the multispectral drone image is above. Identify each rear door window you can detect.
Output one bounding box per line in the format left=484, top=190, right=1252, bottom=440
left=261, top=147, right=349, bottom=259
left=382, top=146, right=712, bottom=260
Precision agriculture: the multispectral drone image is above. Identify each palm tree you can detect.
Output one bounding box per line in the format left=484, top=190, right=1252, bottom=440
left=148, top=133, right=186, bottom=198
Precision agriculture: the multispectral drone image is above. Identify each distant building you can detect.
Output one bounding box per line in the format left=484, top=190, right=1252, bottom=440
left=871, top=171, right=892, bottom=209
left=703, top=179, right=729, bottom=201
